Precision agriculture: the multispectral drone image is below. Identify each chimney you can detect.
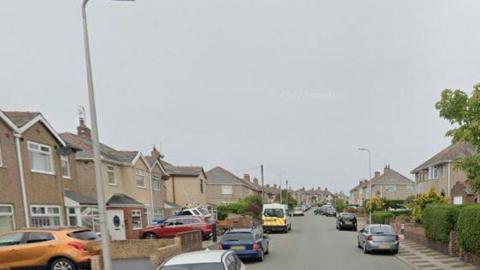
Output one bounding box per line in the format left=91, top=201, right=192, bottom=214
left=151, top=146, right=162, bottom=161
left=273, top=184, right=277, bottom=189
left=77, top=108, right=91, bottom=140
left=384, top=164, right=390, bottom=173
left=374, top=171, right=381, bottom=177
left=253, top=178, right=259, bottom=185
left=243, top=174, right=251, bottom=182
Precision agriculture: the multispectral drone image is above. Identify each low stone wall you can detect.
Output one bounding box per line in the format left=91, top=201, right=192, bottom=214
left=91, top=231, right=203, bottom=270
left=460, top=251, right=480, bottom=266
left=404, top=223, right=428, bottom=245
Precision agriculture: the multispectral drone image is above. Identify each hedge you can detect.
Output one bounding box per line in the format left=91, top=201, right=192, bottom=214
left=456, top=204, right=480, bottom=252
left=422, top=204, right=461, bottom=243
left=372, top=211, right=395, bottom=224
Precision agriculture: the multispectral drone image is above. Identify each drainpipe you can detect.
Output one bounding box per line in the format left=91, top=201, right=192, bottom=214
left=447, top=162, right=452, bottom=199
left=14, top=134, right=30, bottom=228
left=172, top=176, right=176, bottom=204
left=148, top=170, right=155, bottom=225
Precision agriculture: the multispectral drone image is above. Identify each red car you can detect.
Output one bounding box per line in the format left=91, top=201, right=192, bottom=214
left=140, top=216, right=213, bottom=240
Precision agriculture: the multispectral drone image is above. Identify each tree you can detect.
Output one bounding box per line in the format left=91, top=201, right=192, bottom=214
left=364, top=196, right=385, bottom=213
left=436, top=85, right=480, bottom=193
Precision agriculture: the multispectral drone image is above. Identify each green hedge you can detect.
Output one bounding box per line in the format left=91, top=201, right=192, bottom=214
left=422, top=204, right=461, bottom=243
left=372, top=211, right=395, bottom=224
left=456, top=204, right=480, bottom=252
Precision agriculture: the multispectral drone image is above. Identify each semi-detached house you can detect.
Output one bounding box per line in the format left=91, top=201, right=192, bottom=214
left=0, top=110, right=73, bottom=232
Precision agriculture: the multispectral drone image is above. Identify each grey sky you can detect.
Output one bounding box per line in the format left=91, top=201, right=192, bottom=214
left=2, top=0, right=480, bottom=193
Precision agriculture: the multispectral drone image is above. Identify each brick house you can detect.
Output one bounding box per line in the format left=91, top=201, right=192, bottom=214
left=0, top=110, right=74, bottom=232
left=205, top=167, right=260, bottom=205
left=411, top=143, right=478, bottom=204
left=60, top=118, right=169, bottom=239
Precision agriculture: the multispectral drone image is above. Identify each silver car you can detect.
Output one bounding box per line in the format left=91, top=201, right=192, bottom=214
left=357, top=225, right=399, bottom=254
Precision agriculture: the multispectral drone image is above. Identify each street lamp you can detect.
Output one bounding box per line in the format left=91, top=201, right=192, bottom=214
left=358, top=148, right=372, bottom=224
left=81, top=1, right=135, bottom=270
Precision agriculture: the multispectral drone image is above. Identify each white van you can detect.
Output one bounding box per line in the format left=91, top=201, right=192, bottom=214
left=262, top=203, right=292, bottom=233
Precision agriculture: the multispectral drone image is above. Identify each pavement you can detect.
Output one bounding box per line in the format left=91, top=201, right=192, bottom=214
left=396, top=240, right=479, bottom=270
left=245, top=211, right=410, bottom=270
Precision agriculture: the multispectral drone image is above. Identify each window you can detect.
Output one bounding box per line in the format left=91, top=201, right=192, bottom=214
left=222, top=185, right=233, bottom=195
left=28, top=142, right=54, bottom=174
left=60, top=155, right=70, bottom=178
left=66, top=207, right=100, bottom=231
left=136, top=169, right=146, bottom=188
left=153, top=208, right=163, bottom=221
left=200, top=179, right=204, bottom=193
left=131, top=210, right=142, bottom=229
left=428, top=166, right=440, bottom=180
left=30, top=205, right=61, bottom=227
left=0, top=205, right=15, bottom=232
left=107, top=166, right=116, bottom=185
left=26, top=232, right=54, bottom=244
left=152, top=173, right=160, bottom=190
left=0, top=233, right=24, bottom=247
left=453, top=196, right=463, bottom=205
left=385, top=185, right=396, bottom=192
left=406, top=185, right=414, bottom=191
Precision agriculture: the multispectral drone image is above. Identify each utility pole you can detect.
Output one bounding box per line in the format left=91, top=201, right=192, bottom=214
left=285, top=179, right=289, bottom=205
left=279, top=179, right=283, bottom=204
left=261, top=164, right=265, bottom=204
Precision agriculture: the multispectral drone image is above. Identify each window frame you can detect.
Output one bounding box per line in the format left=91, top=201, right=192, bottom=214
left=30, top=205, right=62, bottom=228
left=0, top=204, right=15, bottom=232
left=60, top=155, right=71, bottom=179
left=152, top=173, right=161, bottom=191
left=27, top=141, right=54, bottom=175
left=221, top=185, right=233, bottom=195
left=107, top=166, right=117, bottom=186
left=384, top=185, right=396, bottom=192
left=135, top=169, right=146, bottom=188
left=131, top=210, right=143, bottom=230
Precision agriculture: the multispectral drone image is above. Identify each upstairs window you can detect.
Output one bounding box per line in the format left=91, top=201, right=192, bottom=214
left=136, top=169, right=146, bottom=188
left=428, top=166, right=441, bottom=180
left=385, top=185, right=396, bottom=192
left=152, top=173, right=160, bottom=191
left=60, top=155, right=70, bottom=178
left=28, top=141, right=53, bottom=174
left=222, top=185, right=233, bottom=195
left=107, top=166, right=116, bottom=185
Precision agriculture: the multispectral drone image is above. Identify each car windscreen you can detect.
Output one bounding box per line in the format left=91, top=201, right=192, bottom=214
left=68, top=230, right=100, bottom=241
left=263, top=208, right=284, bottom=217
left=370, top=226, right=395, bottom=235
left=222, top=232, right=253, bottom=242
left=198, top=208, right=209, bottom=215
left=342, top=213, right=355, bottom=219
left=161, top=263, right=225, bottom=270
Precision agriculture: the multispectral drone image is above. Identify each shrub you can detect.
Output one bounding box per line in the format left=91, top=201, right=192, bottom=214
left=422, top=204, right=461, bottom=243
left=456, top=204, right=480, bottom=252
left=407, top=189, right=448, bottom=223
left=365, top=197, right=385, bottom=213
left=372, top=211, right=395, bottom=224
left=216, top=195, right=264, bottom=220
left=333, top=198, right=347, bottom=213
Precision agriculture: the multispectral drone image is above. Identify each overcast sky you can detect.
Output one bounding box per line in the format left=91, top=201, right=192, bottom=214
left=2, top=0, right=480, bottom=193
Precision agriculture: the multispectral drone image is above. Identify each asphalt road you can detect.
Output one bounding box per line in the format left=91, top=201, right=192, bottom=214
left=246, top=211, right=411, bottom=270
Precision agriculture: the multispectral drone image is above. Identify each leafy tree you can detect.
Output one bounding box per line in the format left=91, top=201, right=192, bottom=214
left=407, top=189, right=448, bottom=223
left=333, top=198, right=347, bottom=212
left=436, top=85, right=480, bottom=193
left=364, top=196, right=385, bottom=213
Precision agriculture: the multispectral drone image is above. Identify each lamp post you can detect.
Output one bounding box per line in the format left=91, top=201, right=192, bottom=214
left=81, top=1, right=134, bottom=269
left=358, top=148, right=372, bottom=224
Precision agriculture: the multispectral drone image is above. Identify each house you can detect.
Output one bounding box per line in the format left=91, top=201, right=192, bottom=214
left=0, top=110, right=74, bottom=232
left=163, top=163, right=208, bottom=208
left=263, top=184, right=281, bottom=203
left=60, top=117, right=169, bottom=239
left=349, top=180, right=369, bottom=205
left=411, top=143, right=478, bottom=204
left=370, top=166, right=415, bottom=200
left=205, top=167, right=260, bottom=205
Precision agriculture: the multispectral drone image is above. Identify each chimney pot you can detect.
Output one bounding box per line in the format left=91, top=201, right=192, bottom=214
left=374, top=171, right=381, bottom=177
left=244, top=174, right=251, bottom=182
left=77, top=113, right=91, bottom=140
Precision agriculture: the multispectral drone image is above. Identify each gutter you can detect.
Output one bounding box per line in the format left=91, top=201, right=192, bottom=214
left=14, top=134, right=30, bottom=228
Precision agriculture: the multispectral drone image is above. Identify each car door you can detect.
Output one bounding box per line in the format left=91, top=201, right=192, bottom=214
left=0, top=232, right=25, bottom=268
left=20, top=232, right=56, bottom=268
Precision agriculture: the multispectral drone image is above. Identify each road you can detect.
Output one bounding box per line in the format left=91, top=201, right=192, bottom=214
left=246, top=211, right=411, bottom=270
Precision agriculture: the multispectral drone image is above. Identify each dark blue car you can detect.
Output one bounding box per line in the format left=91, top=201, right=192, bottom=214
left=220, top=227, right=270, bottom=261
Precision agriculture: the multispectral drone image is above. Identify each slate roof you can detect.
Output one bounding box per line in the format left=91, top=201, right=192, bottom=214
left=411, top=143, right=476, bottom=173
left=3, top=111, right=40, bottom=128
left=60, top=132, right=139, bottom=164
left=165, top=165, right=204, bottom=177
left=64, top=190, right=98, bottom=205
left=372, top=167, right=414, bottom=185
left=206, top=167, right=259, bottom=191
left=107, top=194, right=144, bottom=206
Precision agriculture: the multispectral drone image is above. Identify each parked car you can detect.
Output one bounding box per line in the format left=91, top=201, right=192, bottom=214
left=177, top=207, right=215, bottom=222
left=141, top=216, right=213, bottom=240
left=324, top=206, right=337, bottom=217
left=314, top=207, right=322, bottom=215
left=262, top=203, right=292, bottom=233
left=293, top=206, right=305, bottom=216
left=220, top=227, right=269, bottom=262
left=0, top=228, right=100, bottom=270
left=336, top=213, right=357, bottom=231
left=357, top=225, right=399, bottom=254
left=157, top=250, right=245, bottom=270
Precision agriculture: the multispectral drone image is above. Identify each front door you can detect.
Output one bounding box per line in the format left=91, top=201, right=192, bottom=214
left=107, top=210, right=126, bottom=240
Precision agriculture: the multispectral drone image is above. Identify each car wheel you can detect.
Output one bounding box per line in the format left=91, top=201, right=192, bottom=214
left=50, top=258, right=77, bottom=270
left=144, top=233, right=158, bottom=239
left=392, top=249, right=399, bottom=255
left=265, top=244, right=270, bottom=255
left=354, top=226, right=357, bottom=231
